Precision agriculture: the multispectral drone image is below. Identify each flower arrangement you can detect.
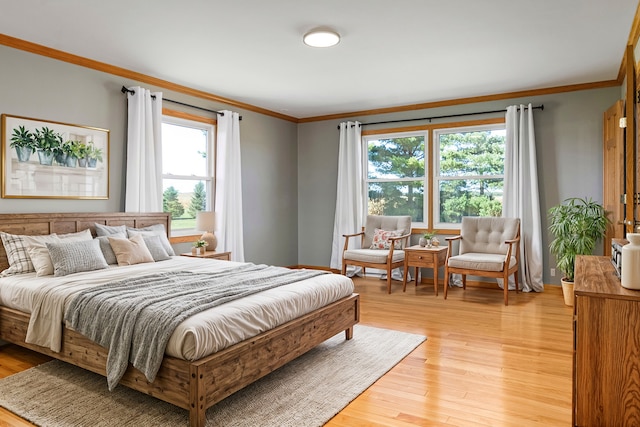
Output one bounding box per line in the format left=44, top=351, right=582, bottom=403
left=193, top=239, right=208, bottom=248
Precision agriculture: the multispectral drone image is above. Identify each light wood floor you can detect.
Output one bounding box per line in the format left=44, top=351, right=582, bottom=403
left=0, top=276, right=573, bottom=426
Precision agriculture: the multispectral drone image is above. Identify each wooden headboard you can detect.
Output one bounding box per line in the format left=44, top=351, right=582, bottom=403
left=0, top=212, right=171, bottom=271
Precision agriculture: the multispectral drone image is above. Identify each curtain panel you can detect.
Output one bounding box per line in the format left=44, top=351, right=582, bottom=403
left=330, top=121, right=364, bottom=271
left=215, top=110, right=245, bottom=262
left=502, top=104, right=544, bottom=292
left=124, top=86, right=163, bottom=212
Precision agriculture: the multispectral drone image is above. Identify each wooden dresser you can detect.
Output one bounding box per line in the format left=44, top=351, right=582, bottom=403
left=573, top=255, right=640, bottom=426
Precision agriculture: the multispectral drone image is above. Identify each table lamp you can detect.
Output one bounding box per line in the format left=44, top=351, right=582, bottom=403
left=195, top=211, right=217, bottom=251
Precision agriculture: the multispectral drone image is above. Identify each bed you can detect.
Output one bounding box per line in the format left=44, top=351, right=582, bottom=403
left=0, top=212, right=359, bottom=427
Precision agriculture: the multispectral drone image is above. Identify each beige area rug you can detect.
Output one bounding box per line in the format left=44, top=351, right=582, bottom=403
left=0, top=325, right=425, bottom=427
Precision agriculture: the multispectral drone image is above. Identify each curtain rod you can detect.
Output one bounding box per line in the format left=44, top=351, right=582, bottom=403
left=121, top=86, right=242, bottom=120
left=337, top=104, right=544, bottom=129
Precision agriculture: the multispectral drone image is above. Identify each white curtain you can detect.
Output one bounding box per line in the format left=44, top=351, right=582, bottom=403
left=125, top=86, right=163, bottom=212
left=330, top=121, right=364, bottom=271
left=502, top=104, right=544, bottom=292
left=215, top=110, right=245, bottom=262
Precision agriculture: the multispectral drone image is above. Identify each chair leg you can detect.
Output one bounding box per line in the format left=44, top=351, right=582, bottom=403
left=341, top=261, right=346, bottom=276
left=503, top=272, right=509, bottom=306
left=386, top=265, right=392, bottom=294
left=444, top=266, right=449, bottom=300
left=514, top=271, right=520, bottom=293
left=462, top=275, right=467, bottom=290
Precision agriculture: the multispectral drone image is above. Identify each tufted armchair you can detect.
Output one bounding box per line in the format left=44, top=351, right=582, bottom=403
left=342, top=215, right=411, bottom=294
left=444, top=217, right=520, bottom=305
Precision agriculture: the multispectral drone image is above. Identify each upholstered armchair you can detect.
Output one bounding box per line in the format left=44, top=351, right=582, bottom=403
left=444, top=217, right=520, bottom=305
left=341, top=215, right=412, bottom=294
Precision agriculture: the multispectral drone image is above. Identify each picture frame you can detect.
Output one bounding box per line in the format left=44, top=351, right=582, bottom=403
left=1, top=114, right=109, bottom=199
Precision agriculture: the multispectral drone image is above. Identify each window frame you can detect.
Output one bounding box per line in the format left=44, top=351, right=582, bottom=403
left=433, top=122, right=506, bottom=229
left=361, top=117, right=506, bottom=232
left=161, top=109, right=216, bottom=241
left=363, top=130, right=429, bottom=227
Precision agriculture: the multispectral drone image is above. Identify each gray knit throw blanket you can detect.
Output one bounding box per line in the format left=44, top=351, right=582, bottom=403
left=64, top=264, right=327, bottom=390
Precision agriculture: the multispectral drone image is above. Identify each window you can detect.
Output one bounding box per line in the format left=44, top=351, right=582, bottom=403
left=434, top=124, right=505, bottom=227
left=364, top=121, right=505, bottom=228
left=161, top=114, right=215, bottom=236
left=365, top=132, right=426, bottom=223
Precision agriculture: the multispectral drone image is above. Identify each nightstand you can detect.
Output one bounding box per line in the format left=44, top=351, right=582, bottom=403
left=180, top=251, right=231, bottom=261
left=402, top=245, right=448, bottom=295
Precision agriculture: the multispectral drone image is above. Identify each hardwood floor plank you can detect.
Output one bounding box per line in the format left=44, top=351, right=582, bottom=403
left=0, top=276, right=573, bottom=426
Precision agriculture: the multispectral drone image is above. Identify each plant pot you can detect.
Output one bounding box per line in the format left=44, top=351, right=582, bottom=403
left=65, top=155, right=78, bottom=168
left=87, top=158, right=97, bottom=168
left=78, top=157, right=88, bottom=168
left=55, top=153, right=68, bottom=166
left=15, top=146, right=32, bottom=162
left=37, top=150, right=54, bottom=166
left=561, top=278, right=574, bottom=307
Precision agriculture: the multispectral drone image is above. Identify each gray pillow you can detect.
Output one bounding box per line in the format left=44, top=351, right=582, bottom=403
left=127, top=224, right=175, bottom=256
left=94, top=223, right=127, bottom=237
left=46, top=239, right=109, bottom=277
left=142, top=235, right=171, bottom=262
left=95, top=232, right=126, bottom=265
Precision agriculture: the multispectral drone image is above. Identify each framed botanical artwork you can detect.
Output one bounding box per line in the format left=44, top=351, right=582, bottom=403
left=1, top=114, right=109, bottom=199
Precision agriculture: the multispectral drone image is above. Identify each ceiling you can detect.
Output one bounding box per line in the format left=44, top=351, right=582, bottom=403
left=0, top=0, right=638, bottom=119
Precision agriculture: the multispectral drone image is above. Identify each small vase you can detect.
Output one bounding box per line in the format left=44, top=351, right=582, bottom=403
left=621, top=233, right=640, bottom=290
left=431, top=237, right=440, bottom=247
left=419, top=237, right=427, bottom=247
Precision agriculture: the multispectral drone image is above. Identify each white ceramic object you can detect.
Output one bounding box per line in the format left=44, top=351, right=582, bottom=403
left=621, top=233, right=640, bottom=290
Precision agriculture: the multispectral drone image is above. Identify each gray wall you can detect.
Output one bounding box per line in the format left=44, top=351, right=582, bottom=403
left=0, top=45, right=299, bottom=266
left=297, top=87, right=621, bottom=284
left=0, top=44, right=624, bottom=280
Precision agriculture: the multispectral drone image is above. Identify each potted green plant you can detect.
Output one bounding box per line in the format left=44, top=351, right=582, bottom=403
left=548, top=197, right=610, bottom=306
left=85, top=142, right=103, bottom=168
left=64, top=140, right=83, bottom=168
left=9, top=125, right=36, bottom=162
left=55, top=140, right=74, bottom=166
left=192, top=239, right=208, bottom=255
left=33, top=127, right=62, bottom=166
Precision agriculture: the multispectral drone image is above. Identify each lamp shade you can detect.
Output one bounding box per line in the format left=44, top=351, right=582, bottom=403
left=195, top=211, right=215, bottom=232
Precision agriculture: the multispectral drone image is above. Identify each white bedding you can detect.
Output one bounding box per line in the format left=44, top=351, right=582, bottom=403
left=0, top=256, right=354, bottom=361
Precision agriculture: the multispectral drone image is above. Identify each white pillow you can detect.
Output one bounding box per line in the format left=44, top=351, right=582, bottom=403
left=59, top=229, right=93, bottom=241
left=25, top=234, right=62, bottom=277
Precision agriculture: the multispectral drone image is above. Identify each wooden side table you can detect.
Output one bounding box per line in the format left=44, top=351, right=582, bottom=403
left=402, top=245, right=448, bottom=296
left=180, top=251, right=231, bottom=261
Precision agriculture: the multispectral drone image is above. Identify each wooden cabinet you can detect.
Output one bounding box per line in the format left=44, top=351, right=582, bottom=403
left=573, top=255, right=640, bottom=426
left=402, top=246, right=447, bottom=296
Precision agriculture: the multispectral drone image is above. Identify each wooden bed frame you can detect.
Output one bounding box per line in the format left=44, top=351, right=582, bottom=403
left=0, top=212, right=360, bottom=427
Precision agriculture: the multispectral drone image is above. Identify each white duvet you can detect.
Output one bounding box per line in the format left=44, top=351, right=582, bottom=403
left=0, top=257, right=354, bottom=361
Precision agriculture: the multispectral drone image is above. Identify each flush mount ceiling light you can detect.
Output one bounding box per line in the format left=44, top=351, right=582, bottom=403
left=303, top=28, right=340, bottom=48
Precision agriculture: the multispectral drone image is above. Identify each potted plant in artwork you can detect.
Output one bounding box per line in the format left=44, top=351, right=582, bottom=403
left=54, top=140, right=73, bottom=166
left=64, top=140, right=82, bottom=168
left=33, top=126, right=62, bottom=166
left=9, top=125, right=36, bottom=162
left=548, top=197, right=609, bottom=306
left=192, top=239, right=208, bottom=255
left=74, top=143, right=89, bottom=167
left=85, top=142, right=103, bottom=168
